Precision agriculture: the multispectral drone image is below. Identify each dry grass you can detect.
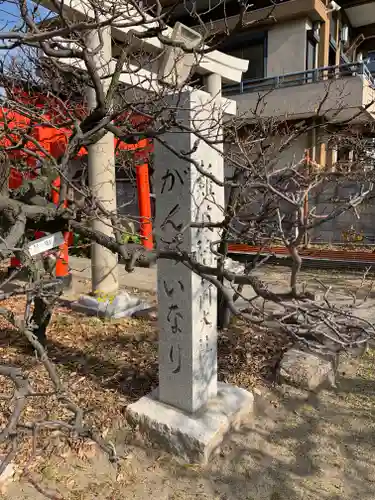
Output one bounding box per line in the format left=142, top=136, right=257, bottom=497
left=0, top=299, right=157, bottom=472
left=1, top=294, right=374, bottom=500
left=0, top=297, right=289, bottom=484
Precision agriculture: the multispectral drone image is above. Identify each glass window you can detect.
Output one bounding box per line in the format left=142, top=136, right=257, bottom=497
left=306, top=38, right=317, bottom=71
left=222, top=31, right=267, bottom=81
left=227, top=42, right=265, bottom=80
left=329, top=47, right=336, bottom=67
left=337, top=147, right=353, bottom=162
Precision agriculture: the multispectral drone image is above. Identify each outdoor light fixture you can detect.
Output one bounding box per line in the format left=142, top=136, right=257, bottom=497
left=326, top=1, right=341, bottom=13
left=158, top=22, right=202, bottom=87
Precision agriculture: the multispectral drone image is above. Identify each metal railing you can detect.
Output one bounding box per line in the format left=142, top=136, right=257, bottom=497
left=223, top=62, right=375, bottom=96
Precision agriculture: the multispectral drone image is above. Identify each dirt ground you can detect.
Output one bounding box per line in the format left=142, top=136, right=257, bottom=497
left=4, top=351, right=375, bottom=500
left=1, top=267, right=375, bottom=499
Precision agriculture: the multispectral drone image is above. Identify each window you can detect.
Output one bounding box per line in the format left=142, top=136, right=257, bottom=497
left=328, top=42, right=336, bottom=66
left=221, top=31, right=267, bottom=81
left=228, top=44, right=266, bottom=80
left=366, top=51, right=375, bottom=74
left=306, top=29, right=318, bottom=82
left=337, top=147, right=353, bottom=162
left=306, top=38, right=317, bottom=71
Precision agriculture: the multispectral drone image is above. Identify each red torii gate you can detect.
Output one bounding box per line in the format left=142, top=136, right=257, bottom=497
left=1, top=109, right=59, bottom=274
left=42, top=121, right=154, bottom=250
left=6, top=85, right=154, bottom=246
left=1, top=98, right=154, bottom=279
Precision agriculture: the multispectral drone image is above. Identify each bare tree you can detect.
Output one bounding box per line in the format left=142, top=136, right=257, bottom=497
left=0, top=0, right=374, bottom=489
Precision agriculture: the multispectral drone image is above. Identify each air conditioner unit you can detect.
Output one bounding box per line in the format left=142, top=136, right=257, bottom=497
left=158, top=22, right=202, bottom=88
left=341, top=25, right=349, bottom=45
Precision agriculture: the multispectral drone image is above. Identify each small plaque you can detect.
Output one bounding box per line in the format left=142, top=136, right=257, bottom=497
left=28, top=232, right=65, bottom=257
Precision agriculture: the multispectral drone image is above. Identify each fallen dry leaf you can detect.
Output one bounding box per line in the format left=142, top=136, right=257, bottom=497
left=0, top=294, right=286, bottom=479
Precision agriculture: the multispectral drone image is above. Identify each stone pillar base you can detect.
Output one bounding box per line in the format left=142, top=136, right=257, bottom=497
left=71, top=292, right=150, bottom=319
left=126, top=383, right=254, bottom=464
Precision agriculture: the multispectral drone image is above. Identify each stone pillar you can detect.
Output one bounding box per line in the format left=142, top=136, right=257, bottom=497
left=204, top=73, right=229, bottom=329
left=86, top=28, right=118, bottom=294
left=154, top=88, right=223, bottom=413
left=204, top=73, right=222, bottom=99
left=204, top=73, right=223, bottom=151
left=126, top=85, right=253, bottom=465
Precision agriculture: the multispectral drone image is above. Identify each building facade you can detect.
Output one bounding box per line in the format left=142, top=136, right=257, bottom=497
left=34, top=1, right=375, bottom=244
left=168, top=0, right=375, bottom=163
left=162, top=0, right=375, bottom=244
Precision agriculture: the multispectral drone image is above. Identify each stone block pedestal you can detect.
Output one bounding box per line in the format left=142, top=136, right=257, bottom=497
left=71, top=292, right=150, bottom=318
left=126, top=382, right=254, bottom=464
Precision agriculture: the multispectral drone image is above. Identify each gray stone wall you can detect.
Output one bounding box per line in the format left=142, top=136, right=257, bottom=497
left=309, top=181, right=375, bottom=245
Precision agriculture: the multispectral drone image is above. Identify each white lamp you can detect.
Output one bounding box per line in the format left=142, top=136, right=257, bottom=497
left=158, top=22, right=202, bottom=88
left=326, top=1, right=341, bottom=13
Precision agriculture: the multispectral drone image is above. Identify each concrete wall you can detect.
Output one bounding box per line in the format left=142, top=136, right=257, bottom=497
left=231, top=75, right=374, bottom=124
left=68, top=158, right=141, bottom=230
left=310, top=182, right=375, bottom=244
left=225, top=134, right=375, bottom=246
left=194, top=0, right=328, bottom=40
left=118, top=146, right=375, bottom=246
left=224, top=133, right=308, bottom=175
left=267, top=19, right=311, bottom=76
left=116, top=181, right=138, bottom=213
left=268, top=133, right=309, bottom=171
left=224, top=134, right=309, bottom=223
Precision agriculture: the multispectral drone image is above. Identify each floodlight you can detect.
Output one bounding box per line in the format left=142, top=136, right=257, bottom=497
left=158, top=22, right=202, bottom=87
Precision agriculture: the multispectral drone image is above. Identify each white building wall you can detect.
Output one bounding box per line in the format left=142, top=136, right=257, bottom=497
left=224, top=133, right=309, bottom=221
left=270, top=133, right=309, bottom=170
left=267, top=19, right=312, bottom=76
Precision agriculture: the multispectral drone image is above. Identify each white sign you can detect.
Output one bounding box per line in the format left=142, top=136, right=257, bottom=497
left=28, top=232, right=65, bottom=257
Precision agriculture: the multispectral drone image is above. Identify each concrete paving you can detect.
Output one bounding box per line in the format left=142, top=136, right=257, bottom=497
left=67, top=256, right=157, bottom=297
left=66, top=256, right=375, bottom=328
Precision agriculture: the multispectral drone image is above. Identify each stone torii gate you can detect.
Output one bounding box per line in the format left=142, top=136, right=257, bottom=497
left=42, top=0, right=245, bottom=294
left=43, top=1, right=253, bottom=462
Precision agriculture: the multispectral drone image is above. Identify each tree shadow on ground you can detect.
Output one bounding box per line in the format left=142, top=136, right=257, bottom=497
left=188, top=377, right=375, bottom=500
left=1, top=320, right=375, bottom=500
left=119, top=379, right=375, bottom=500
left=50, top=338, right=159, bottom=400
left=112, top=359, right=375, bottom=500
left=0, top=316, right=283, bottom=403
left=141, top=358, right=375, bottom=500
left=0, top=326, right=159, bottom=401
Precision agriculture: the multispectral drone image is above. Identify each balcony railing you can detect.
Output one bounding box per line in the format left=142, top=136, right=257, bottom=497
left=223, top=62, right=375, bottom=96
